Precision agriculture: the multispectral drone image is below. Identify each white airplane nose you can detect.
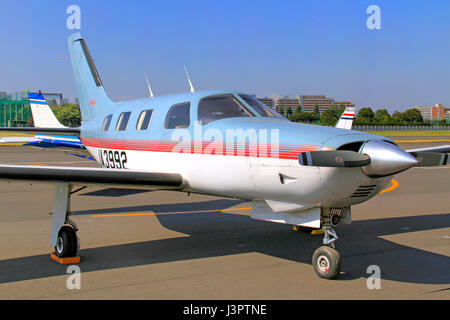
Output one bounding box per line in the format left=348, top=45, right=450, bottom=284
left=361, top=140, right=419, bottom=177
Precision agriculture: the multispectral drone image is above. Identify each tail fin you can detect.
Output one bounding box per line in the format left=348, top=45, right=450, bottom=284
left=335, top=105, right=356, bottom=130
left=67, top=32, right=113, bottom=122
left=28, top=92, right=66, bottom=128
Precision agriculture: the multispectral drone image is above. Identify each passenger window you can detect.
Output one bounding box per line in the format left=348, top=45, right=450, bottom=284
left=116, top=112, right=131, bottom=131
left=198, top=94, right=254, bottom=125
left=102, top=114, right=113, bottom=131
left=164, top=102, right=190, bottom=129
left=136, top=109, right=154, bottom=130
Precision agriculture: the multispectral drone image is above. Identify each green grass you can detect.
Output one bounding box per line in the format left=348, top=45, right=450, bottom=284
left=0, top=131, right=33, bottom=137
left=367, top=131, right=450, bottom=136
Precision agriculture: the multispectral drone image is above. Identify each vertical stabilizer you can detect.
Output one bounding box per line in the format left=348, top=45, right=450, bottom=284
left=335, top=105, right=356, bottom=130
left=67, top=33, right=113, bottom=122
left=28, top=92, right=66, bottom=128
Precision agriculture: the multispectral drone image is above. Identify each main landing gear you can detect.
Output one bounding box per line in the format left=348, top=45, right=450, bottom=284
left=50, top=182, right=80, bottom=260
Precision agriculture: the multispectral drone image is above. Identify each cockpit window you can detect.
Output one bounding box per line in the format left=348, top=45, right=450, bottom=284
left=238, top=94, right=284, bottom=118
left=198, top=94, right=254, bottom=125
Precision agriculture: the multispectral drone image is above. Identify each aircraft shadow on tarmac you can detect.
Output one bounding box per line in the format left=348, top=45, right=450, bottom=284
left=0, top=198, right=448, bottom=286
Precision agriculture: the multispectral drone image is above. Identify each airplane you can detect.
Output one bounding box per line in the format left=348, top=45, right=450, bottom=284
left=0, top=32, right=448, bottom=279
left=0, top=92, right=84, bottom=149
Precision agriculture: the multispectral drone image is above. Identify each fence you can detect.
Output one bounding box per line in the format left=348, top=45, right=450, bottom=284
left=0, top=93, right=33, bottom=127
left=352, top=125, right=450, bottom=132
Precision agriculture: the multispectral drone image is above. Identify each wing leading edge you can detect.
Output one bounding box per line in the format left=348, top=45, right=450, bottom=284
left=0, top=165, right=184, bottom=190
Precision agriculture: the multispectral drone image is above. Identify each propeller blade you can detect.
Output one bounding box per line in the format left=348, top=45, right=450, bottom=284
left=409, top=152, right=449, bottom=167
left=298, top=150, right=371, bottom=168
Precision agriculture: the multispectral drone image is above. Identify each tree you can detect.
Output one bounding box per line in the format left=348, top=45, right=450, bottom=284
left=278, top=106, right=285, bottom=115
left=52, top=103, right=81, bottom=127
left=403, top=108, right=423, bottom=123
left=358, top=107, right=375, bottom=119
left=286, top=107, right=293, bottom=119
left=354, top=107, right=375, bottom=125
left=313, top=104, right=320, bottom=116
left=320, top=105, right=343, bottom=126
left=374, top=109, right=391, bottom=124
left=290, top=111, right=319, bottom=123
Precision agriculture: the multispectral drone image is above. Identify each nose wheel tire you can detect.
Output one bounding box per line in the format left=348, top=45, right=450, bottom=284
left=312, top=246, right=341, bottom=279
left=55, top=226, right=78, bottom=258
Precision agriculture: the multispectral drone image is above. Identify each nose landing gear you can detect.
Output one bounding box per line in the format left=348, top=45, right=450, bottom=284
left=312, top=209, right=343, bottom=279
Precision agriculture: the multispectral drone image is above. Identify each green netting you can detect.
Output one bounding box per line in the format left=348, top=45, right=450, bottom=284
left=0, top=98, right=32, bottom=127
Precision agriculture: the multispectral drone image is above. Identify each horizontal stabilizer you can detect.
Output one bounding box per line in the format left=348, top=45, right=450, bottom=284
left=298, top=150, right=370, bottom=168
left=0, top=127, right=80, bottom=136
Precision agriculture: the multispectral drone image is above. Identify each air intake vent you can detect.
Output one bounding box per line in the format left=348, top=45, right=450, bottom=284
left=351, top=185, right=376, bottom=198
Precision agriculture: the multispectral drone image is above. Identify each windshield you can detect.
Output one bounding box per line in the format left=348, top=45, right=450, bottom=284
left=198, top=94, right=255, bottom=125
left=238, top=94, right=284, bottom=118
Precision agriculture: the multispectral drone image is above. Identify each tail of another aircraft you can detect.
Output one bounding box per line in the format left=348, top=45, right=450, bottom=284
left=28, top=92, right=66, bottom=128
left=67, top=32, right=113, bottom=122
left=335, top=105, right=356, bottom=130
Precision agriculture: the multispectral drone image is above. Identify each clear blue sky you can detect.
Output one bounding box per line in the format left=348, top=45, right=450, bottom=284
left=0, top=0, right=449, bottom=112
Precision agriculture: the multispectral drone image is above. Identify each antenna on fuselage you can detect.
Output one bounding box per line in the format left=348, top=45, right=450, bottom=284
left=184, top=65, right=195, bottom=93
left=144, top=73, right=154, bottom=98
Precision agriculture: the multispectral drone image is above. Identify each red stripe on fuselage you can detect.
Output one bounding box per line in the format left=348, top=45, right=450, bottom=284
left=81, top=137, right=334, bottom=160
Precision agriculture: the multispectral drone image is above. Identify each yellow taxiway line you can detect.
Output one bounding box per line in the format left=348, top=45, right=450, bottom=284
left=90, top=179, right=400, bottom=218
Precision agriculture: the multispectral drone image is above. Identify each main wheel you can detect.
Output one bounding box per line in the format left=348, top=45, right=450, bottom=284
left=312, top=246, right=341, bottom=279
left=55, top=226, right=78, bottom=258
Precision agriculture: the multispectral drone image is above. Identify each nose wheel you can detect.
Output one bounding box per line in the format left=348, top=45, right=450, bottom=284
left=312, top=227, right=341, bottom=279
left=312, top=245, right=341, bottom=279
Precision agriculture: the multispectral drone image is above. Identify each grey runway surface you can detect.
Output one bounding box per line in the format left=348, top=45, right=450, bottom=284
left=0, top=144, right=448, bottom=299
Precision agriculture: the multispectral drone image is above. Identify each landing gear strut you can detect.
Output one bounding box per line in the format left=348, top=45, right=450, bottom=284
left=50, top=182, right=80, bottom=259
left=312, top=209, right=343, bottom=279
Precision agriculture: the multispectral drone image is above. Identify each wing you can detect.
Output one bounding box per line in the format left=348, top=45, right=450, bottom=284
left=0, top=165, right=184, bottom=190
left=406, top=145, right=450, bottom=154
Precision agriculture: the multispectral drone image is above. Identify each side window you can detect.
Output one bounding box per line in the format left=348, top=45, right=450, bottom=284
left=136, top=109, right=154, bottom=130
left=102, top=114, right=113, bottom=131
left=164, top=102, right=190, bottom=129
left=116, top=112, right=131, bottom=131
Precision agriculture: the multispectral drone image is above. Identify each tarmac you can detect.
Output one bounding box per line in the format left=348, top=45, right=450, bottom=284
left=0, top=141, right=448, bottom=300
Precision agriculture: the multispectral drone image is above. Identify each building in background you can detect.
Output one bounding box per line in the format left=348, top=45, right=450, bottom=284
left=257, top=94, right=355, bottom=114
left=274, top=96, right=300, bottom=113
left=257, top=97, right=274, bottom=109
left=417, top=104, right=446, bottom=122
left=300, top=95, right=333, bottom=113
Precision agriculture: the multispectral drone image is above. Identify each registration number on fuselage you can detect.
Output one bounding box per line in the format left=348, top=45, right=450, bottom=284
left=98, top=149, right=128, bottom=169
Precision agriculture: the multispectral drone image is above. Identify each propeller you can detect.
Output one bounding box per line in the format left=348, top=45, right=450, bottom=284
left=298, top=150, right=370, bottom=168
left=409, top=152, right=449, bottom=167
left=299, top=140, right=449, bottom=177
